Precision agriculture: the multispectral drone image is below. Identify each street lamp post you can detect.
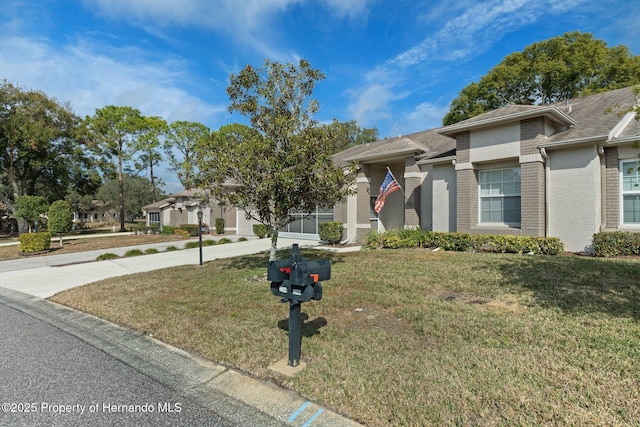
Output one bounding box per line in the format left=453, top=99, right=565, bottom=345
left=197, top=210, right=203, bottom=266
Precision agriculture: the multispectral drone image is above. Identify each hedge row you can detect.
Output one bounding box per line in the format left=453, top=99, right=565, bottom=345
left=592, top=231, right=640, bottom=257
left=365, top=229, right=564, bottom=255
left=19, top=232, right=51, bottom=253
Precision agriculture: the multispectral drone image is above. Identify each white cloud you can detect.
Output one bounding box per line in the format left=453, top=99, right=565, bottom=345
left=0, top=35, right=226, bottom=124
left=348, top=0, right=590, bottom=134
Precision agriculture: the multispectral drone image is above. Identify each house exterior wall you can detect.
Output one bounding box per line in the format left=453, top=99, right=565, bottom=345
left=355, top=164, right=372, bottom=242
left=431, top=162, right=457, bottom=232
left=420, top=164, right=433, bottom=230
left=404, top=156, right=422, bottom=228
left=548, top=145, right=601, bottom=252
left=469, top=123, right=520, bottom=162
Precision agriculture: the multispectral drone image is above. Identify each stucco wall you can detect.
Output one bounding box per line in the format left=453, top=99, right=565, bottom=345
left=548, top=145, right=601, bottom=253
left=470, top=124, right=520, bottom=163
left=432, top=163, right=457, bottom=232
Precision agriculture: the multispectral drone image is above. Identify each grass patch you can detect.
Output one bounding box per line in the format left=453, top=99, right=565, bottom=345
left=0, top=234, right=184, bottom=261
left=144, top=248, right=159, bottom=255
left=96, top=253, right=119, bottom=261
left=165, top=245, right=178, bottom=252
left=50, top=250, right=640, bottom=426
left=124, top=249, right=144, bottom=257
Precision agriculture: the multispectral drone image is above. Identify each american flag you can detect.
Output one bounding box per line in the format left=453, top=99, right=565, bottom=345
left=374, top=169, right=401, bottom=213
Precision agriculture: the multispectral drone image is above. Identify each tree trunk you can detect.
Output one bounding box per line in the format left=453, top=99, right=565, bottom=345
left=118, top=146, right=126, bottom=232
left=269, top=230, right=278, bottom=262
left=149, top=151, right=157, bottom=203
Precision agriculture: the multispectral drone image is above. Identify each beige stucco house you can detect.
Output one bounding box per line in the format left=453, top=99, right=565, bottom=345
left=334, top=86, right=640, bottom=253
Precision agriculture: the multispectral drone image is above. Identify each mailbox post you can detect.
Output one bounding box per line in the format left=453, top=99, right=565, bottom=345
left=267, top=244, right=330, bottom=367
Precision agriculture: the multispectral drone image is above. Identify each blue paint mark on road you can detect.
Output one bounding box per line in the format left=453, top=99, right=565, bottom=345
left=288, top=401, right=311, bottom=423
left=302, top=409, right=324, bottom=427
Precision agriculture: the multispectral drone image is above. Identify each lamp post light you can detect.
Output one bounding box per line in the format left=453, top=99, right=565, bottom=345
left=197, top=210, right=203, bottom=266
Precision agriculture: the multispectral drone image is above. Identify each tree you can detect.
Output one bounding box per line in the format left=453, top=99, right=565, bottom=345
left=164, top=121, right=210, bottom=190
left=84, top=106, right=146, bottom=232
left=96, top=174, right=157, bottom=222
left=132, top=115, right=168, bottom=203
left=443, top=32, right=640, bottom=125
left=0, top=81, right=97, bottom=231
left=330, top=119, right=378, bottom=153
left=47, top=200, right=74, bottom=245
left=14, top=195, right=48, bottom=232
left=196, top=59, right=355, bottom=260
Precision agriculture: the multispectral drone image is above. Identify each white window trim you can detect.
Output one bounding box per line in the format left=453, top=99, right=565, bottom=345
left=477, top=167, right=521, bottom=227
left=619, top=159, right=640, bottom=227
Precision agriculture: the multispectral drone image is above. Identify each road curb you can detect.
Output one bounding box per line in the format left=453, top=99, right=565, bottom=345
left=0, top=288, right=361, bottom=426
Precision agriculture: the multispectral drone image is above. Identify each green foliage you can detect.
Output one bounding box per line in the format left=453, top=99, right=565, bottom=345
left=144, top=248, right=159, bottom=254
left=253, top=224, right=269, bottom=238
left=318, top=222, right=343, bottom=244
left=218, top=237, right=232, bottom=244
left=184, top=241, right=199, bottom=249
left=203, top=239, right=218, bottom=246
left=161, top=225, right=175, bottom=235
left=180, top=224, right=198, bottom=237
left=238, top=237, right=248, bottom=242
left=96, top=253, right=119, bottom=261
left=124, top=249, right=144, bottom=257
left=19, top=232, right=51, bottom=253
left=215, top=218, right=225, bottom=234
left=165, top=245, right=178, bottom=251
left=174, top=229, right=191, bottom=239
left=0, top=81, right=97, bottom=211
left=96, top=174, right=157, bottom=222
left=365, top=229, right=564, bottom=255
left=47, top=200, right=74, bottom=235
left=443, top=31, right=640, bottom=125
left=592, top=232, right=640, bottom=257
left=15, top=195, right=49, bottom=231
left=164, top=121, right=210, bottom=190
left=196, top=59, right=356, bottom=260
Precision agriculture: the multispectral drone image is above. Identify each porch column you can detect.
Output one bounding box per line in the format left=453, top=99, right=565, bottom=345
left=355, top=164, right=372, bottom=242
left=404, top=156, right=421, bottom=228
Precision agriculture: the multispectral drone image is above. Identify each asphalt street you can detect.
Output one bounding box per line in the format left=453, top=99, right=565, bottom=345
left=0, top=236, right=361, bottom=427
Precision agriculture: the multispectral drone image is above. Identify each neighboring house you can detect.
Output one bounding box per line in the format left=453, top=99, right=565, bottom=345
left=74, top=201, right=117, bottom=224
left=142, top=189, right=237, bottom=233
left=334, top=86, right=640, bottom=253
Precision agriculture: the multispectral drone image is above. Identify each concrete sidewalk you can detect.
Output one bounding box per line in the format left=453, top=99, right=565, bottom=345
left=0, top=236, right=362, bottom=426
left=0, top=237, right=320, bottom=298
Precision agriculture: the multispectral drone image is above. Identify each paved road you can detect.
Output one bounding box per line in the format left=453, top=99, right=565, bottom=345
left=0, top=238, right=361, bottom=427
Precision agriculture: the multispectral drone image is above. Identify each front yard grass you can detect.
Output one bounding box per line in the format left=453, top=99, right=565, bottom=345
left=50, top=249, right=640, bottom=426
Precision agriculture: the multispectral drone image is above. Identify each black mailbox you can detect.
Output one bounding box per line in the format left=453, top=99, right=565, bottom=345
left=268, top=244, right=330, bottom=303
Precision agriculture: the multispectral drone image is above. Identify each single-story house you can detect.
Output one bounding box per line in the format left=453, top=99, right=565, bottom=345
left=74, top=201, right=117, bottom=224
left=333, top=86, right=640, bottom=253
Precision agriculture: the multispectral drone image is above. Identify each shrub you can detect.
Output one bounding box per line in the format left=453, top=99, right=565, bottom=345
left=593, top=231, right=640, bottom=257
left=319, top=222, right=343, bottom=244
left=165, top=245, right=179, bottom=252
left=124, top=249, right=144, bottom=257
left=203, top=239, right=218, bottom=246
left=19, top=232, right=51, bottom=253
left=47, top=200, right=74, bottom=236
left=162, top=225, right=176, bottom=235
left=144, top=248, right=159, bottom=254
left=218, top=237, right=232, bottom=244
left=253, top=224, right=269, bottom=239
left=238, top=237, right=248, bottom=242
left=96, top=253, right=119, bottom=261
left=364, top=229, right=565, bottom=255
left=180, top=224, right=199, bottom=237
left=215, top=218, right=225, bottom=234
left=184, top=241, right=199, bottom=249
left=174, top=229, right=191, bottom=239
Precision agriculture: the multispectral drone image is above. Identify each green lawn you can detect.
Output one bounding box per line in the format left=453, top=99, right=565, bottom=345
left=50, top=249, right=640, bottom=426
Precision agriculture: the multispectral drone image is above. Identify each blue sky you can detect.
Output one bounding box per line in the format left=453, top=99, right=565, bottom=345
left=1, top=0, right=639, bottom=193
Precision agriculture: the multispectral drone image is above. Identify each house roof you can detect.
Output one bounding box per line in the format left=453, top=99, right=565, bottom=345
left=333, top=128, right=455, bottom=167
left=439, top=86, right=640, bottom=148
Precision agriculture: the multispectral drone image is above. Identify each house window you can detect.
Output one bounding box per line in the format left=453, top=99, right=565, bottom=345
left=479, top=168, right=521, bottom=225
left=149, top=211, right=160, bottom=225
left=621, top=160, right=640, bottom=224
